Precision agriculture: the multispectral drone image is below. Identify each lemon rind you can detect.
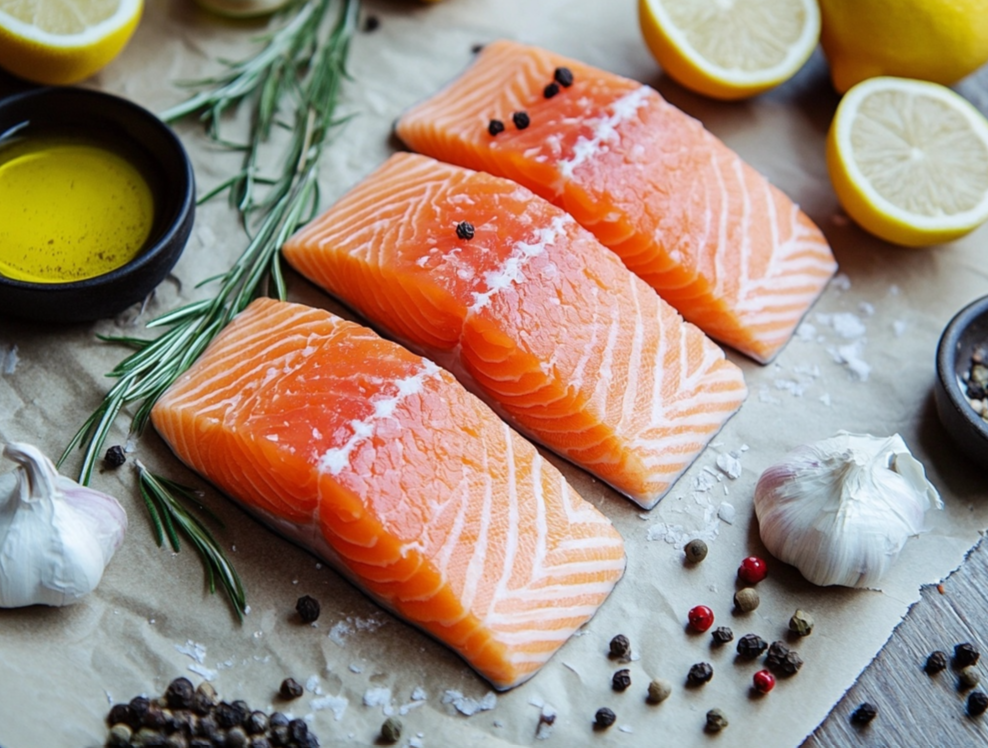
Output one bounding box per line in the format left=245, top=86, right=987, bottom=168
left=0, top=0, right=141, bottom=48
left=833, top=76, right=988, bottom=234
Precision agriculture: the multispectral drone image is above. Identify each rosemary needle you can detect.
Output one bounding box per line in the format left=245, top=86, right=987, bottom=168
left=61, top=0, right=360, bottom=618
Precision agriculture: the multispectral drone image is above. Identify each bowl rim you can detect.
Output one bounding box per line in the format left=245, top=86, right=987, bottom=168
left=936, top=293, right=988, bottom=438
left=0, top=86, right=195, bottom=293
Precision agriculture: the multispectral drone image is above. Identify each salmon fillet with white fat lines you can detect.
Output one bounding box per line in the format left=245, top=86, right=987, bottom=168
left=395, top=40, right=838, bottom=363
left=283, top=153, right=748, bottom=509
left=150, top=298, right=625, bottom=690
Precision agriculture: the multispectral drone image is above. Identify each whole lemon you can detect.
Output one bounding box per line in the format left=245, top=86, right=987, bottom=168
left=818, top=0, right=988, bottom=93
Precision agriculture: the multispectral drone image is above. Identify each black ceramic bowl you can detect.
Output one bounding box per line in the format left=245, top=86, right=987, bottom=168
left=935, top=295, right=988, bottom=470
left=0, top=87, right=194, bottom=323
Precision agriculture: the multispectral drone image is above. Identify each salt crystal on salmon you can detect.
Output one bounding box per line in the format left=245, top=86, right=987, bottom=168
left=283, top=153, right=747, bottom=508
left=150, top=298, right=625, bottom=690
left=395, top=40, right=838, bottom=363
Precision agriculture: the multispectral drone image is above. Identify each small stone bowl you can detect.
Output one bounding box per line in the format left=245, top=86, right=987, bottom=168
left=935, top=295, right=988, bottom=470
left=0, top=87, right=194, bottom=323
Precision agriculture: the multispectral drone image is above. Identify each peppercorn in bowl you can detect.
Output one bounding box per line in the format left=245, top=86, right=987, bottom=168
left=935, top=294, right=988, bottom=470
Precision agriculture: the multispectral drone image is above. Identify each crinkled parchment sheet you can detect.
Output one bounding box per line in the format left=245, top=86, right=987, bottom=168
left=1, top=1, right=987, bottom=746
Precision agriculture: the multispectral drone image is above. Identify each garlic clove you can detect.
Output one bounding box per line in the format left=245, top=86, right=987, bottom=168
left=754, top=432, right=941, bottom=589
left=0, top=442, right=127, bottom=607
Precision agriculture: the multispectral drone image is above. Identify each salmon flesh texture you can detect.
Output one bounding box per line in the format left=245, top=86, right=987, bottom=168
left=395, top=40, right=838, bottom=363
left=283, top=153, right=748, bottom=509
left=150, top=298, right=626, bottom=690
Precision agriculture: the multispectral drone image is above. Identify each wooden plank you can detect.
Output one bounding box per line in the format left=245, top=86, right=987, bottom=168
left=804, top=535, right=988, bottom=747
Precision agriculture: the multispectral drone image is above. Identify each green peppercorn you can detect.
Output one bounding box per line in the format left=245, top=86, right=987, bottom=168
left=684, top=538, right=708, bottom=563
left=381, top=716, right=403, bottom=743
left=789, top=609, right=814, bottom=636
left=106, top=723, right=132, bottom=748
left=134, top=727, right=167, bottom=747
left=734, top=587, right=759, bottom=613
left=705, top=708, right=728, bottom=733
left=192, top=683, right=216, bottom=716
left=925, top=650, right=948, bottom=674
left=646, top=678, right=672, bottom=704
left=959, top=667, right=980, bottom=690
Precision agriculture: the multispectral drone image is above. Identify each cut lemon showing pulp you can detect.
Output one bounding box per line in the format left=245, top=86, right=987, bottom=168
left=638, top=0, right=820, bottom=100
left=0, top=0, right=142, bottom=85
left=827, top=77, right=988, bottom=247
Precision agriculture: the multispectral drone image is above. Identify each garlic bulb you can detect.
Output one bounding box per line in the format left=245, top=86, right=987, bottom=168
left=754, top=432, right=941, bottom=588
left=0, top=442, right=127, bottom=607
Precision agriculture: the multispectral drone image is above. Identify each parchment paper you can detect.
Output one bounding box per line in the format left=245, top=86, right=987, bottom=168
left=2, top=1, right=988, bottom=746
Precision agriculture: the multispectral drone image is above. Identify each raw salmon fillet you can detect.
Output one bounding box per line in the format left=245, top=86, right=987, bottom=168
left=150, top=298, right=625, bottom=690
left=395, top=40, right=838, bottom=363
left=283, top=153, right=748, bottom=509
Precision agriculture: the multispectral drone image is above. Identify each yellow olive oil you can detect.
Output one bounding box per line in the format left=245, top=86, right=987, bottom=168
left=0, top=134, right=155, bottom=284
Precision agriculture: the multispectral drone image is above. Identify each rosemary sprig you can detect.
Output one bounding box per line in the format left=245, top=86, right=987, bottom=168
left=61, top=0, right=360, bottom=617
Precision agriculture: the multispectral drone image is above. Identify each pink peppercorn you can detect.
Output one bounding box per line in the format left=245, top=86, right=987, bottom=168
left=688, top=605, right=714, bottom=632
left=738, top=556, right=768, bottom=585
left=753, top=669, right=776, bottom=694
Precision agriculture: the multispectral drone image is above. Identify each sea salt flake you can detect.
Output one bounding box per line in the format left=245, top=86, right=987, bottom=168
left=441, top=689, right=497, bottom=716
left=175, top=640, right=207, bottom=664
left=819, top=393, right=832, bottom=406
left=188, top=664, right=217, bottom=681
left=329, top=621, right=352, bottom=646
left=411, top=687, right=427, bottom=701
left=363, top=687, right=394, bottom=715
left=892, top=319, right=907, bottom=337
left=758, top=386, right=782, bottom=404
left=832, top=273, right=852, bottom=292
left=305, top=675, right=321, bottom=694
left=349, top=663, right=363, bottom=674
left=717, top=502, right=736, bottom=524
left=619, top=725, right=634, bottom=733
left=859, top=301, right=875, bottom=316
left=715, top=453, right=742, bottom=479
left=310, top=694, right=348, bottom=721
left=0, top=344, right=19, bottom=375
left=795, top=322, right=817, bottom=342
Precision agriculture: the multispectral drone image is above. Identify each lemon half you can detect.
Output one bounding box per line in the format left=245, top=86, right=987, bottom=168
left=827, top=77, right=988, bottom=247
left=638, top=0, right=820, bottom=100
left=0, top=0, right=142, bottom=85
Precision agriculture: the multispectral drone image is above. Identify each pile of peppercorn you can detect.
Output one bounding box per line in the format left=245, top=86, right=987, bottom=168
left=104, top=677, right=321, bottom=748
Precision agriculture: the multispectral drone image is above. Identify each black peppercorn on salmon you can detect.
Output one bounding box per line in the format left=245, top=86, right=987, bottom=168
left=151, top=298, right=625, bottom=690
left=282, top=153, right=747, bottom=508
left=395, top=40, right=838, bottom=363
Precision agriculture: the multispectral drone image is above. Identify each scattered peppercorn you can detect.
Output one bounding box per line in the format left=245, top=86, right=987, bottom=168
left=737, top=633, right=768, bottom=659
left=295, top=595, right=320, bottom=623
left=455, top=221, right=475, bottom=240
left=955, top=642, right=981, bottom=669
left=279, top=678, right=304, bottom=700
left=765, top=640, right=790, bottom=669
left=512, top=111, right=530, bottom=130
left=684, top=538, right=708, bottom=563
left=647, top=678, right=672, bottom=704
left=543, top=82, right=560, bottom=98
left=106, top=724, right=132, bottom=748
left=753, top=669, right=776, bottom=694
left=737, top=556, right=768, bottom=585
left=705, top=708, right=728, bottom=733
left=789, top=609, right=814, bottom=636
left=969, top=691, right=988, bottom=717
left=362, top=14, right=380, bottom=32
left=165, top=677, right=195, bottom=710
left=381, top=716, right=403, bottom=743
left=488, top=119, right=505, bottom=136
left=687, top=604, right=714, bottom=632
left=765, top=640, right=803, bottom=676
left=711, top=626, right=734, bottom=645
left=246, top=711, right=269, bottom=735
left=959, top=667, right=981, bottom=690
left=925, top=650, right=949, bottom=674
left=594, top=707, right=616, bottom=729
left=554, top=66, right=574, bottom=87
left=612, top=669, right=632, bottom=692
left=850, top=702, right=877, bottom=726
left=103, top=445, right=126, bottom=469
left=687, top=662, right=714, bottom=686
left=609, top=634, right=631, bottom=659
left=107, top=703, right=134, bottom=729
left=733, top=587, right=759, bottom=613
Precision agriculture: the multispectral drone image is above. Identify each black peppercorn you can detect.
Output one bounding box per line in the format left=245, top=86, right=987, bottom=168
left=488, top=119, right=505, bottom=136
left=226, top=727, right=248, bottom=748
left=108, top=703, right=135, bottom=728
left=765, top=640, right=796, bottom=673
left=362, top=14, right=380, bottom=32
left=104, top=445, right=126, bottom=469
left=135, top=727, right=167, bottom=747
left=554, top=66, right=574, bottom=87
left=295, top=595, right=320, bottom=623
left=166, top=677, right=195, bottom=710
left=955, top=642, right=981, bottom=669
left=705, top=709, right=728, bottom=733
left=215, top=702, right=240, bottom=728
left=269, top=712, right=289, bottom=728
left=269, top=725, right=290, bottom=747
left=609, top=634, right=631, bottom=659
left=193, top=683, right=217, bottom=716
left=279, top=678, right=303, bottom=700
left=142, top=704, right=167, bottom=730
left=687, top=662, right=713, bottom=686
left=190, top=740, right=211, bottom=748
left=245, top=711, right=268, bottom=735
left=612, top=668, right=632, bottom=692
left=969, top=691, right=988, bottom=717
left=250, top=739, right=272, bottom=748
left=300, top=733, right=320, bottom=748
left=593, top=707, right=616, bottom=729
left=711, top=626, right=734, bottom=645
left=165, top=710, right=193, bottom=737
left=456, top=221, right=475, bottom=240
left=850, top=702, right=877, bottom=725
left=289, top=718, right=309, bottom=742
left=195, top=714, right=218, bottom=739
left=130, top=696, right=151, bottom=722
left=230, top=701, right=250, bottom=726
left=543, top=82, right=560, bottom=99
left=512, top=111, right=530, bottom=130
left=926, top=650, right=949, bottom=674
left=107, top=724, right=132, bottom=748
left=737, top=633, right=768, bottom=659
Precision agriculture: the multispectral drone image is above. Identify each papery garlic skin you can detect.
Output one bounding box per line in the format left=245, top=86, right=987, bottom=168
left=754, top=432, right=941, bottom=588
left=0, top=442, right=127, bottom=607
